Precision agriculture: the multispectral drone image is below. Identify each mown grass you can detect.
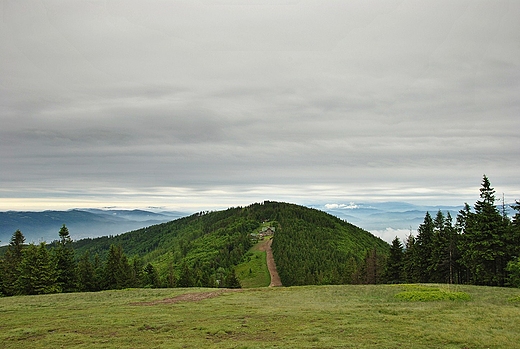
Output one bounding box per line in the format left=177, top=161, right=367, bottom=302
left=1, top=284, right=520, bottom=348
left=235, top=239, right=271, bottom=288
left=394, top=284, right=471, bottom=301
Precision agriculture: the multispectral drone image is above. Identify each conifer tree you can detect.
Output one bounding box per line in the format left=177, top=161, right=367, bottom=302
left=54, top=224, right=77, bottom=292
left=385, top=236, right=404, bottom=283
left=16, top=242, right=59, bottom=295
left=402, top=233, right=420, bottom=283
left=461, top=175, right=508, bottom=285
left=223, top=269, right=241, bottom=288
left=1, top=230, right=26, bottom=296
left=103, top=245, right=131, bottom=290
left=143, top=263, right=160, bottom=288
left=177, top=262, right=193, bottom=287
left=77, top=250, right=96, bottom=292
left=415, top=212, right=435, bottom=282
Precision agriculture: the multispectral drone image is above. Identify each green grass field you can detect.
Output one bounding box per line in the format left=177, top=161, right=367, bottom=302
left=1, top=284, right=519, bottom=348
left=235, top=238, right=271, bottom=288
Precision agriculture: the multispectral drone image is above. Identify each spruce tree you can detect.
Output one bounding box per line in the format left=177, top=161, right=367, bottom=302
left=103, top=245, right=132, bottom=290
left=402, top=233, right=420, bottom=283
left=461, top=175, right=507, bottom=285
left=77, top=250, right=96, bottom=292
left=1, top=230, right=26, bottom=296
left=223, top=269, right=241, bottom=288
left=144, top=263, right=160, bottom=288
left=385, top=236, right=404, bottom=283
left=16, top=242, right=59, bottom=295
left=54, top=224, right=77, bottom=292
left=415, top=212, right=435, bottom=282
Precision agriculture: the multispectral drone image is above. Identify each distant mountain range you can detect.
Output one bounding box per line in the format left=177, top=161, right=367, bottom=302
left=313, top=202, right=467, bottom=242
left=0, top=209, right=187, bottom=245
left=3, top=201, right=512, bottom=245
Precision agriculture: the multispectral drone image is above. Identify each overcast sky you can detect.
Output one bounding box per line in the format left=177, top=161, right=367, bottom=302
left=1, top=0, right=519, bottom=212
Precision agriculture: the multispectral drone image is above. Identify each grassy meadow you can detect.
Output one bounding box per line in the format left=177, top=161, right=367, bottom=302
left=1, top=284, right=520, bottom=349
left=235, top=238, right=271, bottom=288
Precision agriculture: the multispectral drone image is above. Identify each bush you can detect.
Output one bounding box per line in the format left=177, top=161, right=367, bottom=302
left=506, top=258, right=520, bottom=288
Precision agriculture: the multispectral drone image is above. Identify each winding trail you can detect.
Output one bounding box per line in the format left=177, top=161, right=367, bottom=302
left=259, top=238, right=282, bottom=287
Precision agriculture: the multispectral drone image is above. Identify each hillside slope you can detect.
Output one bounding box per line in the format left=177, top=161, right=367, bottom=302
left=73, top=201, right=389, bottom=286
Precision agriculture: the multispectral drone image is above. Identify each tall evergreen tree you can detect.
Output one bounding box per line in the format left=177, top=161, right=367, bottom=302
left=428, top=211, right=459, bottom=283
left=223, top=269, right=241, bottom=288
left=415, top=212, right=435, bottom=282
left=54, top=224, right=77, bottom=292
left=77, top=250, right=96, bottom=292
left=402, top=233, right=420, bottom=283
left=1, top=230, right=26, bottom=296
left=461, top=175, right=508, bottom=286
left=143, top=263, right=160, bottom=288
left=385, top=236, right=404, bottom=283
left=16, top=242, right=59, bottom=295
left=103, top=245, right=132, bottom=290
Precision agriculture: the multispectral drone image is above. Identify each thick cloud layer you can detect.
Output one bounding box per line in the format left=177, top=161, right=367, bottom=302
left=1, top=0, right=519, bottom=211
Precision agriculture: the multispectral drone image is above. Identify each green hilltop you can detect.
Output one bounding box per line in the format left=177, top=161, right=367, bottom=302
left=73, top=201, right=389, bottom=287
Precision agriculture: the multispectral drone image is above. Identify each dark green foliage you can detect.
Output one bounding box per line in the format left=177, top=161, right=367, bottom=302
left=429, top=211, right=460, bottom=284
left=506, top=257, right=520, bottom=288
left=223, top=269, right=241, bottom=288
left=143, top=263, right=160, bottom=288
left=459, top=175, right=509, bottom=286
left=268, top=202, right=389, bottom=286
left=397, top=175, right=518, bottom=288
left=415, top=212, right=435, bottom=282
left=76, top=250, right=98, bottom=292
left=385, top=236, right=404, bottom=283
left=54, top=224, right=77, bottom=292
left=0, top=230, right=26, bottom=296
left=73, top=201, right=388, bottom=288
left=103, top=244, right=132, bottom=290
left=16, top=242, right=59, bottom=295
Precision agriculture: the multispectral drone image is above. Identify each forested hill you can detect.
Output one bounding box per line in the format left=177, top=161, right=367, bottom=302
left=73, top=201, right=389, bottom=287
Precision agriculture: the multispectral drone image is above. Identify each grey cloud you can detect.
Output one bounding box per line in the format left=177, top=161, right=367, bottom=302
left=1, top=0, right=519, bottom=210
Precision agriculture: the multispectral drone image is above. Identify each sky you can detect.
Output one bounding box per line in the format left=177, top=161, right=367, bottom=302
left=1, top=0, right=519, bottom=214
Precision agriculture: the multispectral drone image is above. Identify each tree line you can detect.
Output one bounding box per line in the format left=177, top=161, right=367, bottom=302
left=0, top=223, right=242, bottom=297
left=384, top=175, right=520, bottom=287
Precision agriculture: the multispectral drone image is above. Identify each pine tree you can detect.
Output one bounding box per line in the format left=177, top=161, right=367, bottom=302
left=461, top=175, right=508, bottom=286
left=143, top=263, right=160, bottom=288
left=402, top=233, right=420, bottom=283
left=1, top=230, right=26, bottom=296
left=16, top=242, right=59, bottom=295
left=77, top=250, right=96, bottom=292
left=177, top=262, right=193, bottom=287
left=385, top=236, right=404, bottom=283
left=103, top=245, right=132, bottom=290
left=415, top=212, right=435, bottom=282
left=54, top=224, right=77, bottom=292
left=130, top=258, right=145, bottom=288
left=223, top=269, right=241, bottom=288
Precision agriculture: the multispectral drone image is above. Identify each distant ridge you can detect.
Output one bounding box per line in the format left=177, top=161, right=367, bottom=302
left=72, top=201, right=390, bottom=287
left=0, top=209, right=187, bottom=245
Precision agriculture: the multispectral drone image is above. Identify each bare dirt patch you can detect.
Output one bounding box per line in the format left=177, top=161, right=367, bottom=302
left=131, top=289, right=242, bottom=306
left=258, top=238, right=282, bottom=287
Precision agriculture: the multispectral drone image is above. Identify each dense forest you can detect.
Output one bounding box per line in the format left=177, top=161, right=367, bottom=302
left=0, top=202, right=387, bottom=296
left=1, top=177, right=519, bottom=297
left=386, top=176, right=520, bottom=287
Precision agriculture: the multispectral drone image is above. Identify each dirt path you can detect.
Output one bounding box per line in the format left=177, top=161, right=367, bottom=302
left=131, top=289, right=243, bottom=306
left=259, top=238, right=282, bottom=287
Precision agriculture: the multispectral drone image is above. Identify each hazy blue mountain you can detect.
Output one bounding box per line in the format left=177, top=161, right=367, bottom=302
left=312, top=202, right=464, bottom=242
left=0, top=209, right=188, bottom=245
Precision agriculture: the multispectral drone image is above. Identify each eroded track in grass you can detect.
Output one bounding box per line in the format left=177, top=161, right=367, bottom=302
left=258, top=238, right=282, bottom=287
left=132, top=289, right=243, bottom=306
